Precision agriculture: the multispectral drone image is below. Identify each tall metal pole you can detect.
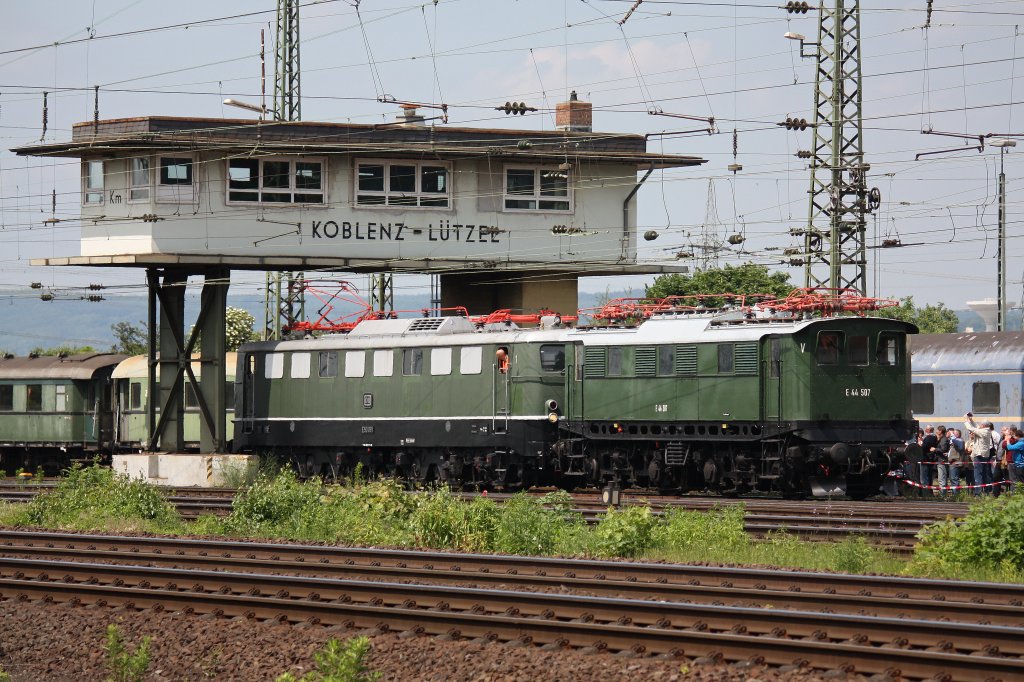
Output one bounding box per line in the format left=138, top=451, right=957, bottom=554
left=801, top=0, right=877, bottom=294
left=998, top=149, right=1007, bottom=332
left=264, top=0, right=304, bottom=340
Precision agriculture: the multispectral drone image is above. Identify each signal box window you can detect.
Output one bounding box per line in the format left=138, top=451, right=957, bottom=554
left=718, top=344, right=734, bottom=374
left=877, top=334, right=898, bottom=366
left=0, top=385, right=12, bottom=411
left=504, top=166, right=570, bottom=212
left=972, top=381, right=1000, bottom=414
left=84, top=160, right=104, bottom=204
left=911, top=383, right=934, bottom=415
left=129, top=158, right=150, bottom=201
left=849, top=335, right=869, bottom=365
left=355, top=160, right=449, bottom=208
left=130, top=383, right=142, bottom=410
left=26, top=384, right=42, bottom=412
left=540, top=344, right=566, bottom=373
left=657, top=346, right=674, bottom=376
left=228, top=158, right=324, bottom=204
left=319, top=352, right=338, bottom=378
left=403, top=348, right=424, bottom=376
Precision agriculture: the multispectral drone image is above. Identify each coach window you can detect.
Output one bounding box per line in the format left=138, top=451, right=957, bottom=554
left=540, top=344, right=566, bottom=373
left=718, top=344, right=734, bottom=374
left=0, top=385, right=12, bottom=411
left=460, top=346, right=483, bottom=374
left=431, top=348, right=453, bottom=375
left=318, top=351, right=338, bottom=378
left=264, top=353, right=285, bottom=379
left=816, top=332, right=841, bottom=366
left=55, top=385, right=68, bottom=411
left=344, top=351, right=366, bottom=378
left=403, top=348, right=424, bottom=376
left=849, top=335, right=869, bottom=365
left=373, top=350, right=394, bottom=377
left=876, top=334, right=899, bottom=366
left=972, top=381, right=1000, bottom=414
left=911, top=383, right=934, bottom=415
left=26, top=384, right=42, bottom=412
left=130, top=383, right=142, bottom=410
left=290, top=352, right=311, bottom=379
left=658, top=346, right=674, bottom=376
left=84, top=160, right=104, bottom=204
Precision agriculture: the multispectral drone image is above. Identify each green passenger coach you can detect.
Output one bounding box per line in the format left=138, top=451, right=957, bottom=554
left=234, top=296, right=917, bottom=499
left=0, top=353, right=126, bottom=473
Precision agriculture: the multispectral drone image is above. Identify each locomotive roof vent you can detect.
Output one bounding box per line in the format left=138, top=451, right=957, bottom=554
left=349, top=316, right=478, bottom=337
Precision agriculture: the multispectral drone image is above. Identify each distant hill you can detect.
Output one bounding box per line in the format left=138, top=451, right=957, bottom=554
left=0, top=287, right=1013, bottom=355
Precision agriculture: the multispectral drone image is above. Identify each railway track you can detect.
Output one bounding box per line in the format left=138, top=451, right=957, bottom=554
left=0, top=530, right=1020, bottom=680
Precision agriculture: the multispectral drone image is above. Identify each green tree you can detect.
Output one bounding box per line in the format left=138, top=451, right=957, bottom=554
left=189, top=306, right=258, bottom=351
left=29, top=344, right=96, bottom=356
left=870, top=296, right=958, bottom=334
left=645, top=263, right=795, bottom=303
left=110, top=321, right=148, bottom=355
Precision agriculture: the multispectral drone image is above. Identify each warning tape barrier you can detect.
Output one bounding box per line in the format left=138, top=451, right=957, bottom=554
left=887, top=470, right=1012, bottom=492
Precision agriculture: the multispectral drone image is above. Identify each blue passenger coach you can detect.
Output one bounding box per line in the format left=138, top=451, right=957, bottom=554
left=909, top=332, right=1024, bottom=431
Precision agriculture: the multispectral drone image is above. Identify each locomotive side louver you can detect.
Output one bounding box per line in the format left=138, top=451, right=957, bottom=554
left=584, top=347, right=607, bottom=378
left=635, top=347, right=656, bottom=376
left=734, top=342, right=758, bottom=375
left=674, top=346, right=697, bottom=376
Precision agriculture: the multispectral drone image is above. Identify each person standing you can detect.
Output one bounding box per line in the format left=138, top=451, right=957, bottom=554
left=920, top=425, right=938, bottom=493
left=933, top=426, right=951, bottom=497
left=1007, top=429, right=1024, bottom=491
left=964, top=415, right=995, bottom=495
left=948, top=428, right=966, bottom=493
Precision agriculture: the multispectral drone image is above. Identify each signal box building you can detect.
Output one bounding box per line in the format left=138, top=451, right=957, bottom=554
left=15, top=101, right=703, bottom=314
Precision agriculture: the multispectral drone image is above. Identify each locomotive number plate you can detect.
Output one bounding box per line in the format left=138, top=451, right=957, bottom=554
left=844, top=388, right=871, bottom=397
left=654, top=404, right=668, bottom=413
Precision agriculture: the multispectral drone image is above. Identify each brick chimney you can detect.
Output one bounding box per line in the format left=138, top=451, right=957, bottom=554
left=555, top=91, right=592, bottom=132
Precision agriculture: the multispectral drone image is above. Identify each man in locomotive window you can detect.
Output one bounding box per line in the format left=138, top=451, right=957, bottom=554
left=496, top=347, right=510, bottom=374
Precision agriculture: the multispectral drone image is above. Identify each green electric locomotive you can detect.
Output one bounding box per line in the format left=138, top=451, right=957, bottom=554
left=234, top=293, right=916, bottom=498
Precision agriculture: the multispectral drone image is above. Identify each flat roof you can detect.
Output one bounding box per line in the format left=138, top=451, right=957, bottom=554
left=12, top=116, right=705, bottom=170
left=31, top=254, right=689, bottom=276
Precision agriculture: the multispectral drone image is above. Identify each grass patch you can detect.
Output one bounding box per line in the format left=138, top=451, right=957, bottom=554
left=276, top=637, right=379, bottom=682
left=7, top=463, right=183, bottom=533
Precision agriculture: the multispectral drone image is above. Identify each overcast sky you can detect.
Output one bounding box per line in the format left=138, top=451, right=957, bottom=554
left=1, top=0, right=1021, bottom=312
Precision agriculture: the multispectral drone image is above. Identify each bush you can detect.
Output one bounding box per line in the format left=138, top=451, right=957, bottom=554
left=16, top=463, right=181, bottom=531
left=409, top=487, right=498, bottom=552
left=593, top=504, right=658, bottom=558
left=224, top=469, right=323, bottom=537
left=104, top=624, right=151, bottom=682
left=276, top=637, right=379, bottom=682
left=652, top=504, right=749, bottom=555
left=912, top=494, right=1024, bottom=573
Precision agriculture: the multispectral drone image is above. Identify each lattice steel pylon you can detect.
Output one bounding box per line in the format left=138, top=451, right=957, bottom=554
left=801, top=0, right=878, bottom=294
left=264, top=0, right=305, bottom=340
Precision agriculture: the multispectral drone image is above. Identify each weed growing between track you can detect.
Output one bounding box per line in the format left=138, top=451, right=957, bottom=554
left=5, top=465, right=1024, bottom=580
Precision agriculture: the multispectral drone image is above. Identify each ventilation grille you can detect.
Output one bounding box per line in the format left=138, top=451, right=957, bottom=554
left=407, top=318, right=445, bottom=332
left=735, top=342, right=758, bottom=375
left=584, top=347, right=607, bottom=378
left=635, top=346, right=656, bottom=376
left=674, top=346, right=697, bottom=376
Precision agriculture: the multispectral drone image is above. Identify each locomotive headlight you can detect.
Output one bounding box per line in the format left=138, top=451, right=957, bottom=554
left=548, top=412, right=559, bottom=423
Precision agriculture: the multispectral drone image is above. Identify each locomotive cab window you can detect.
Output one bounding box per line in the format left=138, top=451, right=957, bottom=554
left=877, top=334, right=899, bottom=366
left=344, top=351, right=365, bottom=378
left=972, top=381, right=1000, bottom=414
left=290, top=353, right=311, bottom=379
left=265, top=353, right=285, bottom=379
left=319, top=351, right=338, bottom=378
left=816, top=332, right=841, bottom=366
left=373, top=350, right=394, bottom=377
left=606, top=347, right=622, bottom=376
left=26, top=384, right=42, bottom=412
left=431, top=348, right=453, bottom=376
left=540, top=344, right=566, bottom=372
left=403, top=348, right=424, bottom=376
left=0, top=385, right=12, bottom=411
left=911, top=383, right=935, bottom=415
left=460, top=347, right=482, bottom=375
left=718, top=344, right=734, bottom=374
left=849, top=335, right=869, bottom=365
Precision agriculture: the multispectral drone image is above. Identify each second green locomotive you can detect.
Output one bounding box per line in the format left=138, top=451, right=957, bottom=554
left=234, top=298, right=916, bottom=498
